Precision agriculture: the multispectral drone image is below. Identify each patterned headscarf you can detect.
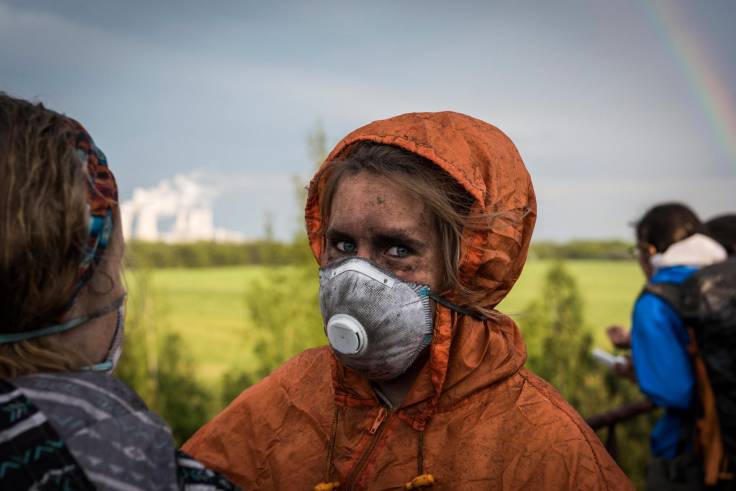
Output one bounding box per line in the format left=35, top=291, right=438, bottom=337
left=67, top=119, right=118, bottom=304
left=0, top=118, right=120, bottom=345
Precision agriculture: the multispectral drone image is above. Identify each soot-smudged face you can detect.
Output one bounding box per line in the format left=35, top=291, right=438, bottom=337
left=322, top=171, right=443, bottom=291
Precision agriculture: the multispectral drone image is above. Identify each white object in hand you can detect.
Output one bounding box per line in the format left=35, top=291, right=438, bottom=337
left=591, top=348, right=628, bottom=368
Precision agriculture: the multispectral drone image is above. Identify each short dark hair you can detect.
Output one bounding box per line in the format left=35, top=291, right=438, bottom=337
left=635, top=203, right=703, bottom=253
left=705, top=214, right=736, bottom=255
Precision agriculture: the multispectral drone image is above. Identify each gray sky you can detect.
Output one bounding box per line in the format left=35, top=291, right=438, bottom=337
left=2, top=0, right=734, bottom=241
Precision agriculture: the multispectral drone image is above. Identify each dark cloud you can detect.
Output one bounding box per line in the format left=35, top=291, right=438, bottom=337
left=1, top=0, right=734, bottom=240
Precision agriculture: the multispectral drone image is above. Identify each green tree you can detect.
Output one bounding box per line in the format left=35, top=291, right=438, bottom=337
left=154, top=331, right=211, bottom=444
left=117, top=267, right=212, bottom=445
left=221, top=264, right=324, bottom=405
left=524, top=263, right=609, bottom=413
left=291, top=121, right=329, bottom=237
left=521, top=262, right=655, bottom=489
left=117, top=268, right=156, bottom=401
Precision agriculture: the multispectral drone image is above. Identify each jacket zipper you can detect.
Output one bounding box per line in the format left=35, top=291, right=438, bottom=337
left=344, top=406, right=389, bottom=490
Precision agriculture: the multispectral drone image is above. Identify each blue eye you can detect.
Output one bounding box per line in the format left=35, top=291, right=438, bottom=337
left=336, top=241, right=357, bottom=253
left=387, top=245, right=410, bottom=258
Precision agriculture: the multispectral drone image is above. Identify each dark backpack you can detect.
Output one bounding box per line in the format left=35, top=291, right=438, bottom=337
left=645, top=259, right=736, bottom=485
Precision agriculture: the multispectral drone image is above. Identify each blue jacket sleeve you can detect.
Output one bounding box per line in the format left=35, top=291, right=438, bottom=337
left=631, top=293, right=695, bottom=409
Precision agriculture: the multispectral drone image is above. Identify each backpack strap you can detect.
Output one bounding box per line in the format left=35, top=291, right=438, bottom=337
left=0, top=379, right=94, bottom=490
left=643, top=282, right=685, bottom=316
left=645, top=281, right=735, bottom=484
left=686, top=328, right=733, bottom=485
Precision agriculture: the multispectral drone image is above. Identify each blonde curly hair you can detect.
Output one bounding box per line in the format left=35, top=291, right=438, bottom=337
left=0, top=94, right=100, bottom=377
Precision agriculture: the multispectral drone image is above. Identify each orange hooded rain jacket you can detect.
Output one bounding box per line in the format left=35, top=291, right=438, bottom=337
left=184, top=112, right=633, bottom=490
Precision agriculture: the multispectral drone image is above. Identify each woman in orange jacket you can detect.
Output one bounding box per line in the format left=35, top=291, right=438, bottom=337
left=184, top=111, right=632, bottom=490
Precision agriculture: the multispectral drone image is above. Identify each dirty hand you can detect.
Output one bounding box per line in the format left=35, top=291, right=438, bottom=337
left=606, top=325, right=631, bottom=349
left=613, top=355, right=636, bottom=382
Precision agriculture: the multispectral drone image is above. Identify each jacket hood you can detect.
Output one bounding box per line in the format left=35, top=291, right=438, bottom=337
left=651, top=233, right=727, bottom=271
left=306, top=111, right=536, bottom=307
left=304, top=111, right=537, bottom=429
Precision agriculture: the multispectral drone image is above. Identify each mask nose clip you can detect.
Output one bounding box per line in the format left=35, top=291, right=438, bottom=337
left=326, top=314, right=368, bottom=356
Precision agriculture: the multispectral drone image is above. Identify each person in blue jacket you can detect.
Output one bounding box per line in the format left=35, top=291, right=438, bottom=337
left=607, top=203, right=726, bottom=460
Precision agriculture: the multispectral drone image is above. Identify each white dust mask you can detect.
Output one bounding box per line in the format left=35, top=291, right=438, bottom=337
left=85, top=302, right=125, bottom=373
left=319, top=257, right=435, bottom=381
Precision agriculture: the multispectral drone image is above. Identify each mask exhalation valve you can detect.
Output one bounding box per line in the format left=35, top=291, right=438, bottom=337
left=326, top=314, right=368, bottom=356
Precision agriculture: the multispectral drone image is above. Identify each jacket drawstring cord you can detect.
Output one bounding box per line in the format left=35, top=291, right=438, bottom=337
left=405, top=429, right=435, bottom=489
left=314, top=405, right=341, bottom=491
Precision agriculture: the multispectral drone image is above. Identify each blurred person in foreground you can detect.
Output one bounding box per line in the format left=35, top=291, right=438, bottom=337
left=0, top=94, right=238, bottom=490
left=185, top=112, right=632, bottom=490
left=705, top=214, right=736, bottom=257
left=606, top=203, right=727, bottom=487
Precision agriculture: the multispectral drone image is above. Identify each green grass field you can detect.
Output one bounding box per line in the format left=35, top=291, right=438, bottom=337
left=125, top=259, right=645, bottom=383
left=500, top=260, right=644, bottom=333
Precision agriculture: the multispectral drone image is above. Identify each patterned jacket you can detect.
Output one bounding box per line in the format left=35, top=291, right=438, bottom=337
left=1, top=371, right=239, bottom=490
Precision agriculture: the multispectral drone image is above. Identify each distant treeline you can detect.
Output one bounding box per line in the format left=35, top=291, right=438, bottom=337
left=529, top=240, right=634, bottom=261
left=125, top=238, right=635, bottom=268
left=125, top=239, right=314, bottom=268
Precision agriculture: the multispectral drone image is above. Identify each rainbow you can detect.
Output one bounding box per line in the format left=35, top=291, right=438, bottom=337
left=644, top=0, right=736, bottom=166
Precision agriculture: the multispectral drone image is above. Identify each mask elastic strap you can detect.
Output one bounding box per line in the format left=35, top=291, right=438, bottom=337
left=428, top=292, right=485, bottom=321
left=0, top=294, right=126, bottom=345
left=82, top=361, right=114, bottom=372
